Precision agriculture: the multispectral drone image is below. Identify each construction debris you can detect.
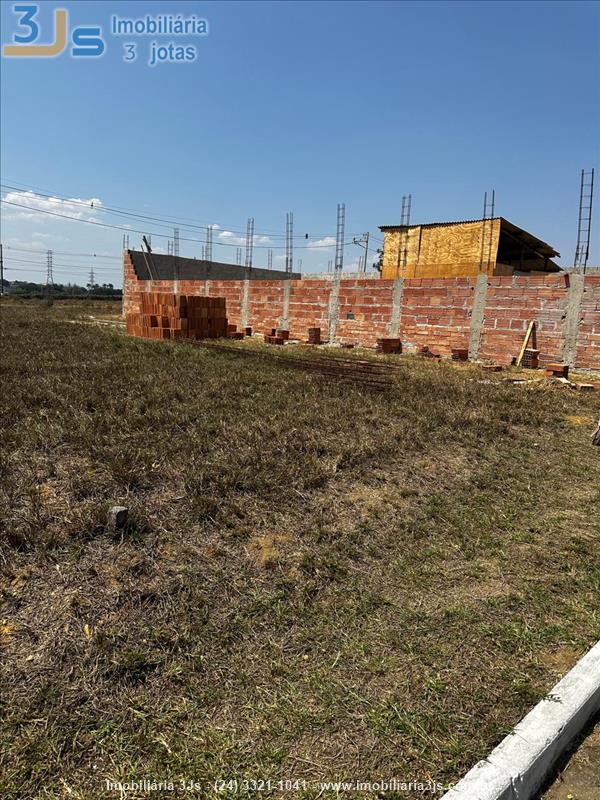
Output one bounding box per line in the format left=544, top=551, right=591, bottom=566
left=521, top=348, right=540, bottom=369
left=107, top=506, right=128, bottom=531
left=545, top=363, right=569, bottom=379
left=126, top=293, right=227, bottom=340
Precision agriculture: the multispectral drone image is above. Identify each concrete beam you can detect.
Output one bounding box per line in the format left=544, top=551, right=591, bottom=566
left=279, top=278, right=291, bottom=329
left=327, top=272, right=342, bottom=343
left=241, top=279, right=250, bottom=328
left=468, top=274, right=489, bottom=361
left=388, top=277, right=404, bottom=337
left=562, top=273, right=585, bottom=368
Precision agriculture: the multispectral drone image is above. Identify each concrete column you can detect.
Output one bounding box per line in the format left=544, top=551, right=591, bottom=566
left=388, top=277, right=404, bottom=337
left=279, top=278, right=291, bottom=328
left=241, top=279, right=250, bottom=327
left=468, top=273, right=488, bottom=361
left=562, top=273, right=585, bottom=367
left=327, top=273, right=342, bottom=344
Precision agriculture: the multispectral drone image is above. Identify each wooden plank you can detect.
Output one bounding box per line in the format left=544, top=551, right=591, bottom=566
left=516, top=321, right=536, bottom=367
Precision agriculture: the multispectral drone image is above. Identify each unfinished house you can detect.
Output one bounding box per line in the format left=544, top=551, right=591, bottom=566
left=379, top=218, right=560, bottom=280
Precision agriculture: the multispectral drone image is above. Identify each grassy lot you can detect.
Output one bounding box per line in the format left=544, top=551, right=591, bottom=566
left=1, top=299, right=599, bottom=799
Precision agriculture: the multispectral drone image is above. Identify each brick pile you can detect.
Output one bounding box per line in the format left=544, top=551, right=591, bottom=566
left=307, top=327, right=321, bottom=345
left=376, top=338, right=402, bottom=354
left=126, top=293, right=227, bottom=340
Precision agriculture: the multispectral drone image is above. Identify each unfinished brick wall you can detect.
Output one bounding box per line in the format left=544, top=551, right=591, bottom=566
left=401, top=278, right=475, bottom=355
left=479, top=275, right=568, bottom=366
left=123, top=251, right=600, bottom=370
left=336, top=279, right=396, bottom=346
left=287, top=279, right=333, bottom=340
left=576, top=275, right=600, bottom=369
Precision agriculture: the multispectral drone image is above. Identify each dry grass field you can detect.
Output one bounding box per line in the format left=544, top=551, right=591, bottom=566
left=1, top=299, right=599, bottom=799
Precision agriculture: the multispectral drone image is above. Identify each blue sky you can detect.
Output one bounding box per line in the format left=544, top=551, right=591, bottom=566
left=1, top=0, right=598, bottom=286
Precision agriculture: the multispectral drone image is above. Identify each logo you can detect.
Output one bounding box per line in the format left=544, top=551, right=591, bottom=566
left=3, top=5, right=105, bottom=58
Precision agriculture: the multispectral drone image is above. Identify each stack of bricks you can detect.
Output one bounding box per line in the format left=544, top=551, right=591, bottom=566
left=545, top=363, right=569, bottom=379
left=307, top=327, right=321, bottom=345
left=126, top=293, right=227, bottom=340
left=451, top=347, right=469, bottom=361
left=376, top=338, right=402, bottom=354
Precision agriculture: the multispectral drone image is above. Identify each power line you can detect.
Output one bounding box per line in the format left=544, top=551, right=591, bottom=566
left=1, top=180, right=365, bottom=241
left=3, top=245, right=120, bottom=259
left=1, top=199, right=357, bottom=250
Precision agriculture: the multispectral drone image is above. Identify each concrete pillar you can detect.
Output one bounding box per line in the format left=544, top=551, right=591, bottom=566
left=241, top=279, right=250, bottom=327
left=327, top=272, right=342, bottom=344
left=562, top=273, right=585, bottom=367
left=279, top=278, right=291, bottom=328
left=388, top=277, right=404, bottom=337
left=468, top=273, right=488, bottom=361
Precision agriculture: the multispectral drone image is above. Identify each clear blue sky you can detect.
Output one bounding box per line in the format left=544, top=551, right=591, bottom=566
left=1, top=0, right=598, bottom=285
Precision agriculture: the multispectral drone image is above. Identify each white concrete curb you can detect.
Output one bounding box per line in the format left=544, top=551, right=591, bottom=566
left=441, top=639, right=600, bottom=800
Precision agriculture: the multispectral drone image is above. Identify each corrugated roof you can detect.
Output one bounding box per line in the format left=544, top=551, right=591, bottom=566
left=379, top=217, right=559, bottom=259
left=379, top=217, right=499, bottom=231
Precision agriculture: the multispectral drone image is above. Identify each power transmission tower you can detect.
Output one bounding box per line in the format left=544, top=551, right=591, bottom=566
left=327, top=259, right=333, bottom=273
left=245, top=218, right=254, bottom=270
left=45, top=250, right=54, bottom=285
left=574, top=168, right=595, bottom=273
left=334, top=203, right=345, bottom=272
left=206, top=225, right=213, bottom=263
left=88, top=266, right=95, bottom=292
left=297, top=258, right=303, bottom=271
left=0, top=243, right=4, bottom=296
left=236, top=247, right=242, bottom=265
left=173, top=227, right=180, bottom=257
left=478, top=190, right=496, bottom=273
left=167, top=240, right=173, bottom=255
left=122, top=233, right=130, bottom=249
left=285, top=212, right=294, bottom=273
left=268, top=249, right=273, bottom=269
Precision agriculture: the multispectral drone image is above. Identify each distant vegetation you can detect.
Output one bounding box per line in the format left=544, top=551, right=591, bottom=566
left=2, top=279, right=121, bottom=299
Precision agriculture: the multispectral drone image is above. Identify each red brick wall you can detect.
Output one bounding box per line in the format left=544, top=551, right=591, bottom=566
left=123, top=253, right=600, bottom=369
left=287, top=279, right=333, bottom=340
left=247, top=280, right=285, bottom=331
left=577, top=275, right=600, bottom=369
left=479, top=274, right=568, bottom=366
left=336, top=279, right=396, bottom=347
left=401, top=277, right=474, bottom=356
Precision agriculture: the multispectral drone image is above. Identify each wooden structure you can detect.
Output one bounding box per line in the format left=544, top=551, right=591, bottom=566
left=379, top=218, right=560, bottom=280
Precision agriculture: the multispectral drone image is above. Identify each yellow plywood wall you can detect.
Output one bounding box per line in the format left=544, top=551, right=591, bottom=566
left=381, top=220, right=502, bottom=279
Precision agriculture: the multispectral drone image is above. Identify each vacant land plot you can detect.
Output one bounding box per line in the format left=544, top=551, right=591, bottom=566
left=1, top=300, right=599, bottom=799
